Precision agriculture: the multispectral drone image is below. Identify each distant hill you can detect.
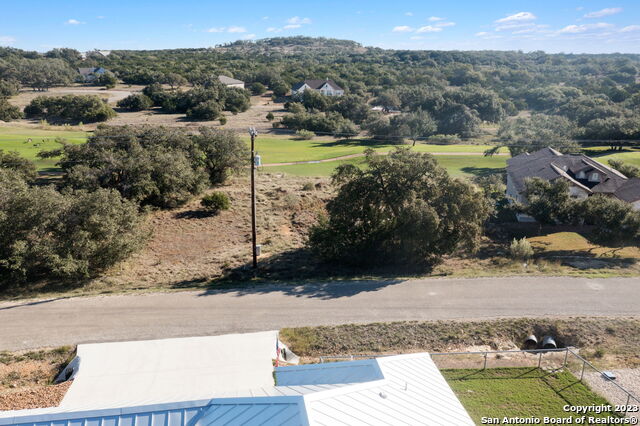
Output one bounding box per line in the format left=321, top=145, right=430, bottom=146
left=219, top=37, right=367, bottom=54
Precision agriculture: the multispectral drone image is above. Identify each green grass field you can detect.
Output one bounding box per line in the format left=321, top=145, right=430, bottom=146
left=443, top=368, right=619, bottom=424
left=247, top=136, right=500, bottom=164
left=0, top=126, right=87, bottom=171
left=264, top=154, right=508, bottom=178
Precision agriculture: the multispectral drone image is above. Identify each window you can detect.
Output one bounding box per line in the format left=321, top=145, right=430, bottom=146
left=577, top=171, right=586, bottom=179
left=589, top=173, right=600, bottom=182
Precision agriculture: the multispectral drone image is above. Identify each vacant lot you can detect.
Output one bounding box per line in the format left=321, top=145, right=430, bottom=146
left=444, top=368, right=618, bottom=424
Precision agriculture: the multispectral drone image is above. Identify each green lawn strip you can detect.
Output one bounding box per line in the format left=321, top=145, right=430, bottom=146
left=265, top=155, right=508, bottom=178
left=443, top=368, right=619, bottom=423
left=0, top=127, right=88, bottom=171
left=247, top=136, right=498, bottom=164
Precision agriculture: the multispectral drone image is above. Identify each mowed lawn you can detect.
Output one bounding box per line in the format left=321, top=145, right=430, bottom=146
left=443, top=368, right=618, bottom=423
left=264, top=154, right=509, bottom=178
left=0, top=126, right=87, bottom=171
left=530, top=232, right=640, bottom=259
left=247, top=136, right=501, bottom=164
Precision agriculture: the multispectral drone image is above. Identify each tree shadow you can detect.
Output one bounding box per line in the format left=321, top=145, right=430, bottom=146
left=460, top=166, right=503, bottom=177
left=181, top=247, right=432, bottom=300
left=174, top=210, right=212, bottom=219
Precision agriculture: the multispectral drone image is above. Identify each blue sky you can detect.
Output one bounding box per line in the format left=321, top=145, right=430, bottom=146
left=1, top=0, right=639, bottom=53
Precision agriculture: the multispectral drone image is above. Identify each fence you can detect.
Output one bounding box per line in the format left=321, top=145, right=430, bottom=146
left=320, top=347, right=640, bottom=418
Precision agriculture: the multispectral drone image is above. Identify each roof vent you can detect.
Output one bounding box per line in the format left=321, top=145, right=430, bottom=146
left=379, top=391, right=388, bottom=399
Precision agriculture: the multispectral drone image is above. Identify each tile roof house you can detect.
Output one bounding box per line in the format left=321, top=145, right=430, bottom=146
left=292, top=79, right=344, bottom=97
left=0, top=340, right=474, bottom=426
left=217, top=75, right=245, bottom=89
left=506, top=147, right=640, bottom=221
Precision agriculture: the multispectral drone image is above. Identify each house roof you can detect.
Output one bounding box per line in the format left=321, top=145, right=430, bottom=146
left=77, top=67, right=98, bottom=76
left=217, top=75, right=244, bottom=85
left=0, top=353, right=473, bottom=426
left=614, top=177, right=640, bottom=202
left=507, top=147, right=631, bottom=196
left=292, top=79, right=344, bottom=92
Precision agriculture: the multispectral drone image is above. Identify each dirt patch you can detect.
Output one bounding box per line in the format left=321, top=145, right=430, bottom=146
left=0, top=346, right=75, bottom=410
left=93, top=173, right=332, bottom=290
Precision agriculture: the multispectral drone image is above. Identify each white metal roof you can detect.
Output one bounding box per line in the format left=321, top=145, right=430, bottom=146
left=1, top=350, right=473, bottom=426
left=59, top=331, right=280, bottom=410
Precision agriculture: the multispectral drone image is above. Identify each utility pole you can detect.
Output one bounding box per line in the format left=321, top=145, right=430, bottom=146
left=249, top=127, right=258, bottom=269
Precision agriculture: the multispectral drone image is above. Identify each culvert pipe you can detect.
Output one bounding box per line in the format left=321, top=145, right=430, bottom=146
left=542, top=336, right=557, bottom=350
left=523, top=335, right=538, bottom=350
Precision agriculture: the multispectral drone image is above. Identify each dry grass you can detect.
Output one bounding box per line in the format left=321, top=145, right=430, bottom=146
left=280, top=317, right=640, bottom=368
left=0, top=346, right=76, bottom=410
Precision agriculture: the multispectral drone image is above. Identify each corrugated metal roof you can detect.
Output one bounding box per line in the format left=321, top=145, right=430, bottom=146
left=1, top=353, right=473, bottom=426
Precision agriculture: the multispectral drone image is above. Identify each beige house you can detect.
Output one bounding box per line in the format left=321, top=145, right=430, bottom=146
left=218, top=75, right=245, bottom=89
left=506, top=147, right=640, bottom=222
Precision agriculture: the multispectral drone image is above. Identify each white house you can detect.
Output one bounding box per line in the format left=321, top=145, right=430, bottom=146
left=506, top=147, right=640, bottom=222
left=292, top=79, right=344, bottom=97
left=218, top=75, right=245, bottom=89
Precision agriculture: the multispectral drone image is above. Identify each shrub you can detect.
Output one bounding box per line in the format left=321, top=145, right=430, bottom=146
left=0, top=99, right=22, bottom=121
left=24, top=95, right=116, bottom=123
left=186, top=100, right=221, bottom=120
left=266, top=112, right=274, bottom=121
left=302, top=182, right=314, bottom=191
left=117, top=94, right=153, bottom=111
left=96, top=71, right=117, bottom=89
left=309, top=148, right=491, bottom=266
left=0, top=150, right=38, bottom=182
left=250, top=82, right=267, bottom=95
left=201, top=192, right=230, bottom=214
left=219, top=116, right=227, bottom=126
left=295, top=129, right=314, bottom=140
left=509, top=238, right=534, bottom=260
left=47, top=125, right=248, bottom=208
left=0, top=175, right=148, bottom=284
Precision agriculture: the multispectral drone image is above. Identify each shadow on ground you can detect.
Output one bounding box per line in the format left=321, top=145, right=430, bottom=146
left=173, top=247, right=433, bottom=300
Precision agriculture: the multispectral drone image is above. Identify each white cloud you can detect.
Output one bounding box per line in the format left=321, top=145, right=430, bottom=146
left=558, top=22, right=613, bottom=33
left=266, top=27, right=281, bottom=33
left=584, top=7, right=622, bottom=18
left=416, top=25, right=443, bottom=33
left=205, top=27, right=225, bottom=33
left=436, top=21, right=456, bottom=27
left=428, top=16, right=444, bottom=21
left=0, top=36, right=16, bottom=45
left=283, top=24, right=301, bottom=29
left=227, top=26, right=247, bottom=33
left=96, top=16, right=105, bottom=19
left=475, top=32, right=489, bottom=36
left=65, top=19, right=83, bottom=25
left=392, top=25, right=414, bottom=32
left=620, top=25, right=640, bottom=32
left=495, top=12, right=536, bottom=23
left=287, top=16, right=311, bottom=25
left=262, top=16, right=269, bottom=20
left=405, top=12, right=414, bottom=16
left=410, top=35, right=423, bottom=40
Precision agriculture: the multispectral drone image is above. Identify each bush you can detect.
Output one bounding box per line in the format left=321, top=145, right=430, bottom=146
left=201, top=192, right=230, bottom=214
left=96, top=71, right=117, bottom=89
left=295, top=129, right=314, bottom=140
left=117, top=94, right=153, bottom=111
left=309, top=148, right=491, bottom=266
left=302, top=182, right=314, bottom=191
left=0, top=99, right=22, bottom=121
left=186, top=100, right=221, bottom=120
left=580, top=195, right=640, bottom=243
left=0, top=150, right=37, bottom=182
left=24, top=95, right=116, bottom=123
left=509, top=238, right=534, bottom=260
left=0, top=175, right=148, bottom=284
left=219, top=116, right=227, bottom=125
left=250, top=82, right=267, bottom=95
left=266, top=112, right=274, bottom=121
left=47, top=125, right=246, bottom=208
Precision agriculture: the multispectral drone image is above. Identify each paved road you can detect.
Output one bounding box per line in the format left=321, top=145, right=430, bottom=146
left=1, top=276, right=639, bottom=351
